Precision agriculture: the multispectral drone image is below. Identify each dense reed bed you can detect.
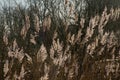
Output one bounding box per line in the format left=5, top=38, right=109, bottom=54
left=0, top=0, right=120, bottom=80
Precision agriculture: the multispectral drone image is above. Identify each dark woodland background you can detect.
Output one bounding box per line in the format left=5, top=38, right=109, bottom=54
left=0, top=0, right=120, bottom=80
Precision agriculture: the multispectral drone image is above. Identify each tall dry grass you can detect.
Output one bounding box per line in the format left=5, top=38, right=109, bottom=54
left=0, top=2, right=120, bottom=80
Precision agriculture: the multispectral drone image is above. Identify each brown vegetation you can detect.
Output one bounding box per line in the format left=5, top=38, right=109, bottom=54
left=0, top=0, right=120, bottom=80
